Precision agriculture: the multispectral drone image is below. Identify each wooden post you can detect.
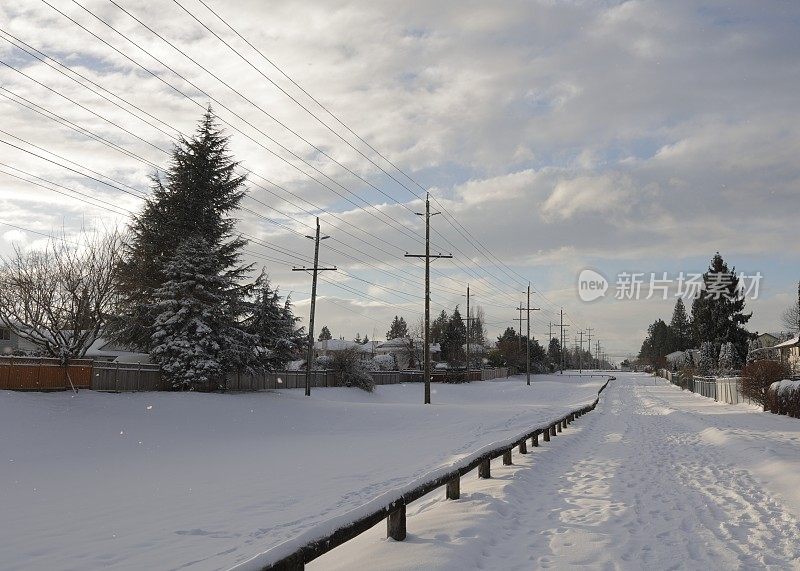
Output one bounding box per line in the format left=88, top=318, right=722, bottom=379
left=543, top=428, right=550, bottom=442
left=502, top=450, right=512, bottom=465
left=387, top=502, right=406, bottom=541
left=550, top=424, right=557, bottom=437
left=532, top=432, right=539, bottom=447
left=557, top=420, right=563, bottom=433
left=519, top=439, right=527, bottom=454
left=478, top=458, right=491, bottom=478
left=446, top=476, right=460, bottom=500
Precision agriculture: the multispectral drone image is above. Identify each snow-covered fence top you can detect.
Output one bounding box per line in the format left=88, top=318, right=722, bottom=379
left=230, top=375, right=616, bottom=571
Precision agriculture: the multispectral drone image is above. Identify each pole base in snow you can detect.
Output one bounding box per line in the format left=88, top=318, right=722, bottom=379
left=387, top=503, right=407, bottom=541
left=519, top=440, right=527, bottom=454
left=503, top=450, right=513, bottom=465
left=532, top=432, right=539, bottom=446
left=446, top=477, right=460, bottom=500
left=478, top=458, right=491, bottom=478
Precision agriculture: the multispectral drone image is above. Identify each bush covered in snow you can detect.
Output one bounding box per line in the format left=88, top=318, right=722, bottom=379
left=314, top=355, right=333, bottom=370
left=369, top=354, right=397, bottom=371
left=330, top=347, right=375, bottom=392
left=741, top=360, right=790, bottom=410
left=767, top=379, right=800, bottom=417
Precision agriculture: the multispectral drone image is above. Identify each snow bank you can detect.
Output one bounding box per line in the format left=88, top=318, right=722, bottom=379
left=0, top=374, right=605, bottom=571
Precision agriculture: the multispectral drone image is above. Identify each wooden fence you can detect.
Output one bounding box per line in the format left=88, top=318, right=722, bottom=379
left=235, top=375, right=616, bottom=570
left=0, top=359, right=512, bottom=393
left=0, top=357, right=93, bottom=390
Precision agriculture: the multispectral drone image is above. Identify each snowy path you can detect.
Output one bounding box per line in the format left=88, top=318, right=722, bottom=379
left=317, top=373, right=800, bottom=570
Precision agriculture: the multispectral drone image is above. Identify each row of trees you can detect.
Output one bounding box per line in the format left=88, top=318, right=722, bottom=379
left=639, top=253, right=754, bottom=371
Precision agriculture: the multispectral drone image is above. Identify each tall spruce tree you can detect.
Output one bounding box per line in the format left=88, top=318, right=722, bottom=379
left=112, top=109, right=253, bottom=373
left=386, top=315, right=408, bottom=340
left=669, top=298, right=692, bottom=351
left=318, top=326, right=332, bottom=341
left=691, top=252, right=753, bottom=360
left=445, top=306, right=467, bottom=364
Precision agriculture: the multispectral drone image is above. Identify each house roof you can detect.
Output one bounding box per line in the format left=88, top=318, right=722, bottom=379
left=314, top=339, right=371, bottom=352
left=774, top=336, right=800, bottom=349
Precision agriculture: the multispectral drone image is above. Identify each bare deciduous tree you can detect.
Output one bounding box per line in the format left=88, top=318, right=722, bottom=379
left=0, top=231, right=122, bottom=363
left=782, top=281, right=800, bottom=334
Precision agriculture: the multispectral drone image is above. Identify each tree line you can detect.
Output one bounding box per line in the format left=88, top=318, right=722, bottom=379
left=0, top=110, right=306, bottom=389
left=638, top=253, right=754, bottom=372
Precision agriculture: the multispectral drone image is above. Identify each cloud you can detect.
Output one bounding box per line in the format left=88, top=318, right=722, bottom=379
left=541, top=173, right=637, bottom=221
left=0, top=0, right=798, bottom=354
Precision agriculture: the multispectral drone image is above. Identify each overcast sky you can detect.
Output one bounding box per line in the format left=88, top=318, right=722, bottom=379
left=1, top=0, right=799, bottom=360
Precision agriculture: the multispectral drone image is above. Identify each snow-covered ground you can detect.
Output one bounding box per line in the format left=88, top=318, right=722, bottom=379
left=315, top=372, right=800, bottom=570
left=0, top=373, right=605, bottom=571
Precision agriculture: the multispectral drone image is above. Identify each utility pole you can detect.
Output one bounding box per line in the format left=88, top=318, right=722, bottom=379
left=585, top=327, right=594, bottom=370
left=577, top=330, right=584, bottom=373
left=462, top=286, right=478, bottom=378
left=559, top=308, right=570, bottom=374
left=405, top=193, right=452, bottom=404
left=517, top=284, right=540, bottom=385
left=514, top=304, right=525, bottom=353
left=596, top=340, right=601, bottom=370
left=292, top=217, right=337, bottom=397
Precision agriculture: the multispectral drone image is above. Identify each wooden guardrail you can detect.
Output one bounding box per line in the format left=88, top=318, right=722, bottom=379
left=233, top=375, right=616, bottom=571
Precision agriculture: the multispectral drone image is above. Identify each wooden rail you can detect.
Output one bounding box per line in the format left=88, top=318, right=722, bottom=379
left=235, top=375, right=615, bottom=571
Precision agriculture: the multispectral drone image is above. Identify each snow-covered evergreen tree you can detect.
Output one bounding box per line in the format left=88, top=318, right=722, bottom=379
left=386, top=316, right=408, bottom=340
left=698, top=341, right=716, bottom=375
left=244, top=272, right=303, bottom=371
left=318, top=325, right=332, bottom=341
left=682, top=350, right=695, bottom=369
left=112, top=109, right=252, bottom=356
left=149, top=237, right=255, bottom=390
left=717, top=341, right=736, bottom=375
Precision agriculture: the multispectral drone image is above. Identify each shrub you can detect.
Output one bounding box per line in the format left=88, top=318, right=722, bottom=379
left=678, top=366, right=696, bottom=390
left=767, top=380, right=800, bottom=417
left=741, top=361, right=789, bottom=410
left=331, top=347, right=375, bottom=392
left=370, top=354, right=397, bottom=371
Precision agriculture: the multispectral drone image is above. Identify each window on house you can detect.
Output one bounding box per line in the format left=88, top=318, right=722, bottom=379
left=0, top=328, right=10, bottom=341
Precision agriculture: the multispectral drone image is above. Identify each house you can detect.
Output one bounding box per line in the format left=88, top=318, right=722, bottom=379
left=774, top=336, right=800, bottom=375
left=752, top=332, right=781, bottom=349
left=0, top=325, right=38, bottom=355
left=84, top=338, right=151, bottom=363
left=313, top=339, right=373, bottom=361
left=665, top=350, right=685, bottom=370
left=375, top=338, right=441, bottom=370
left=747, top=332, right=791, bottom=362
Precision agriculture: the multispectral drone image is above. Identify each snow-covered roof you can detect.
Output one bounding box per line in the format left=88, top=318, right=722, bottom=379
left=84, top=337, right=143, bottom=359
left=773, top=336, right=800, bottom=349
left=665, top=351, right=684, bottom=359
left=377, top=337, right=412, bottom=348
left=314, top=339, right=371, bottom=352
